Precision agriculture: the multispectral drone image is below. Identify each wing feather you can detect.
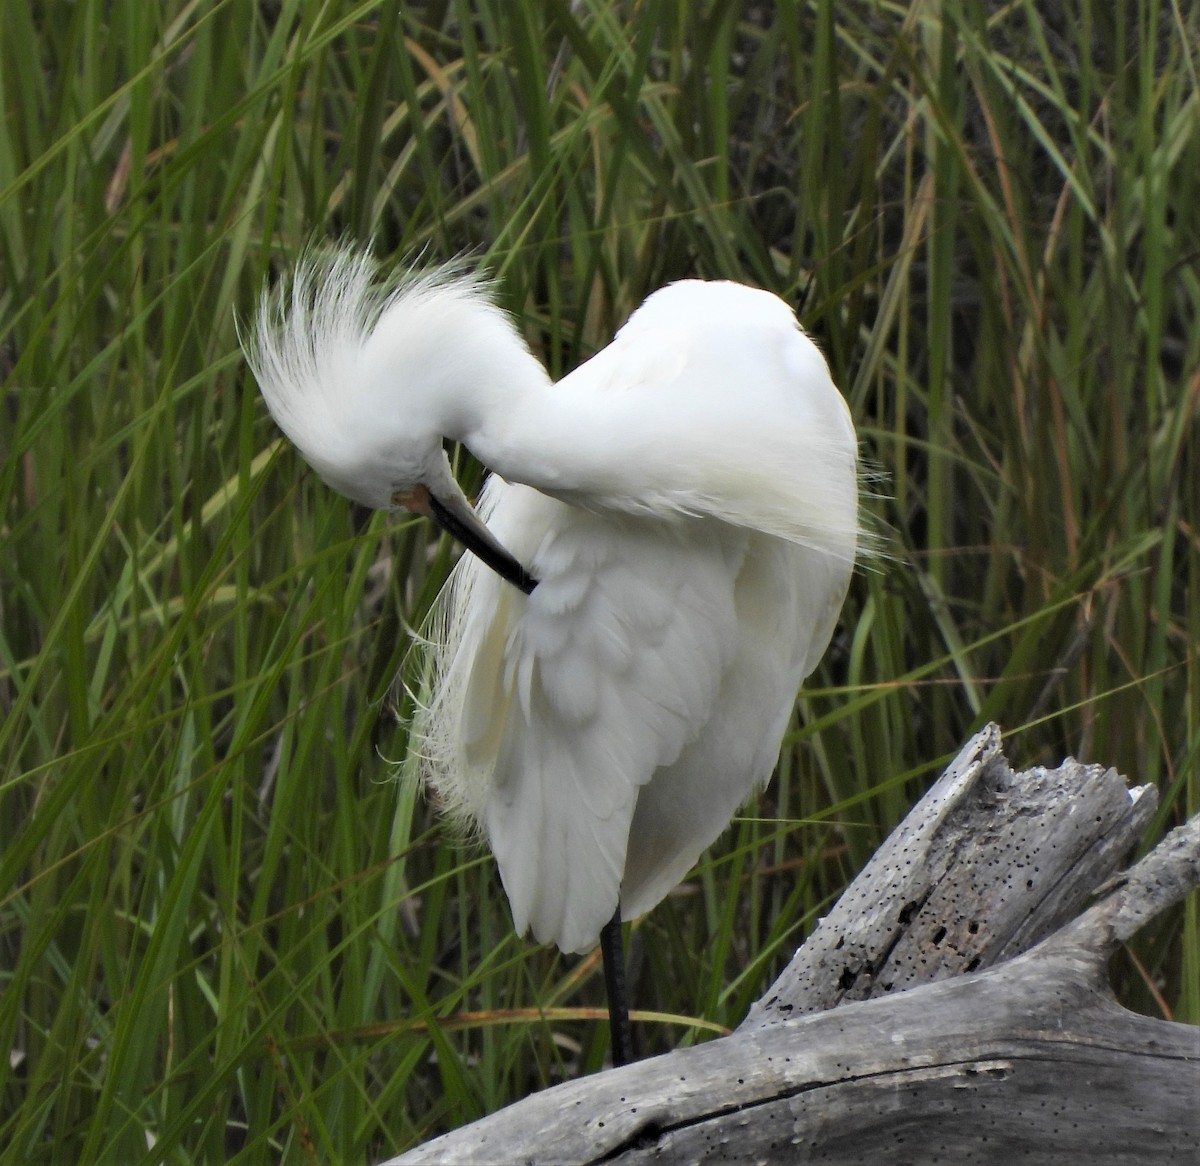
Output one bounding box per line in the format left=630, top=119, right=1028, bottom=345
left=411, top=282, right=860, bottom=955
left=414, top=479, right=746, bottom=953
left=620, top=535, right=852, bottom=918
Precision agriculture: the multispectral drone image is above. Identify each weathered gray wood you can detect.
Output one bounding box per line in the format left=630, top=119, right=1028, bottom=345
left=383, top=726, right=1200, bottom=1165
left=745, top=724, right=1159, bottom=1025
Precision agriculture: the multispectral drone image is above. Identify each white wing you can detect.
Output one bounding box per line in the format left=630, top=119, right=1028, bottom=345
left=620, top=534, right=851, bottom=919
left=413, top=278, right=859, bottom=955
left=417, top=479, right=754, bottom=953
left=415, top=478, right=852, bottom=953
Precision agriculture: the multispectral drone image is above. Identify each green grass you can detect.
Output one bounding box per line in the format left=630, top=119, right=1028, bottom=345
left=1, top=1, right=1196, bottom=1161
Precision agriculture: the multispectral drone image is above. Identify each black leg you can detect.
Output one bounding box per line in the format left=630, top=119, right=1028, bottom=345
left=599, top=905, right=634, bottom=1066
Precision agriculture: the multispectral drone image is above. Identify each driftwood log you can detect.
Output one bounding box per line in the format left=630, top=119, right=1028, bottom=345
left=386, top=724, right=1200, bottom=1164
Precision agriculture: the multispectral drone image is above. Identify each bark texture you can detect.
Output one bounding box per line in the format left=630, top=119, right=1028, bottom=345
left=384, top=725, right=1200, bottom=1165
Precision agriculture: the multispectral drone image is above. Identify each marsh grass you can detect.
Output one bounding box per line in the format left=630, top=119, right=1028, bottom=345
left=1, top=1, right=1197, bottom=1161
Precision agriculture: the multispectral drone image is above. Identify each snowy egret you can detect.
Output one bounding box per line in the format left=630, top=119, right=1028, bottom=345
left=247, top=246, right=860, bottom=1065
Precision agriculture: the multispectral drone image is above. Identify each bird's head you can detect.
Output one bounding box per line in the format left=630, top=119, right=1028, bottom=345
left=245, top=246, right=540, bottom=593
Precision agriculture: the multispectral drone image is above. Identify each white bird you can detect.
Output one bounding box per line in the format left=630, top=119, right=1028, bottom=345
left=247, top=246, right=860, bottom=1061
